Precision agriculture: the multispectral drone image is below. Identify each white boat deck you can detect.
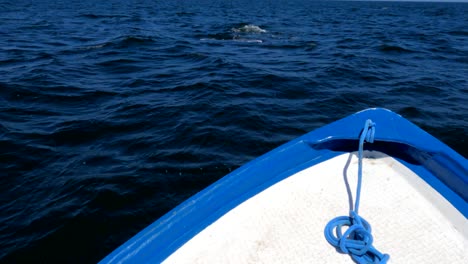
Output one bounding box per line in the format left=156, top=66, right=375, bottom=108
left=163, top=152, right=468, bottom=263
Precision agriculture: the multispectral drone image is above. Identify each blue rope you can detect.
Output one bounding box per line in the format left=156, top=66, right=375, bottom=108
left=324, top=119, right=389, bottom=264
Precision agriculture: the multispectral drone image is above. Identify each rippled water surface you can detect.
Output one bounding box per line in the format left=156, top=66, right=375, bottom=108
left=1, top=0, right=467, bottom=262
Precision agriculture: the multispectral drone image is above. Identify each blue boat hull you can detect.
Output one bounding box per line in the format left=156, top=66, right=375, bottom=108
left=100, top=108, right=467, bottom=263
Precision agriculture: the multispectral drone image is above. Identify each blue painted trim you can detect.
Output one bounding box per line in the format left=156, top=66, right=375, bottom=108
left=100, top=108, right=467, bottom=264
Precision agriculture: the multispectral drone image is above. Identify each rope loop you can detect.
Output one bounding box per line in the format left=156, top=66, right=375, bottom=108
left=323, top=119, right=389, bottom=264
left=362, top=119, right=375, bottom=144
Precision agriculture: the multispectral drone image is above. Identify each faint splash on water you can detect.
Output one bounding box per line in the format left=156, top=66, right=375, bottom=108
left=199, top=23, right=266, bottom=43
left=232, top=24, right=267, bottom=33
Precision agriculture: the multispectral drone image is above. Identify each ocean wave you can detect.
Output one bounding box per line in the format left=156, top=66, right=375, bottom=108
left=378, top=44, right=415, bottom=54
left=200, top=36, right=263, bottom=44
left=78, top=43, right=107, bottom=50
left=399, top=106, right=426, bottom=119
left=198, top=32, right=232, bottom=41
left=61, top=36, right=157, bottom=54
left=104, top=35, right=157, bottom=48
left=181, top=52, right=212, bottom=63
left=262, top=41, right=316, bottom=50
left=447, top=30, right=468, bottom=36
left=79, top=13, right=130, bottom=19
left=176, top=11, right=196, bottom=17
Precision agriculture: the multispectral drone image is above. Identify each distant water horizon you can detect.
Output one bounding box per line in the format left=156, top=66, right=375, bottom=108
left=1, top=0, right=467, bottom=262
left=344, top=0, right=468, bottom=2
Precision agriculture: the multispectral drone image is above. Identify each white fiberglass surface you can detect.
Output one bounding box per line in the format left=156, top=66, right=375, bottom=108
left=163, top=152, right=468, bottom=264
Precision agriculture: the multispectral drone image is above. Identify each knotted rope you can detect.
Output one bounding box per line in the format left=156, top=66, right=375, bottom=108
left=324, top=119, right=389, bottom=263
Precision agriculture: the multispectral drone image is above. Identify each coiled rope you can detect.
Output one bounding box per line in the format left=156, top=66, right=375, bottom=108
left=324, top=119, right=389, bottom=263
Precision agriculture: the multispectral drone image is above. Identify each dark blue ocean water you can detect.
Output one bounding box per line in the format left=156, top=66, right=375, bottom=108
left=0, top=0, right=467, bottom=262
